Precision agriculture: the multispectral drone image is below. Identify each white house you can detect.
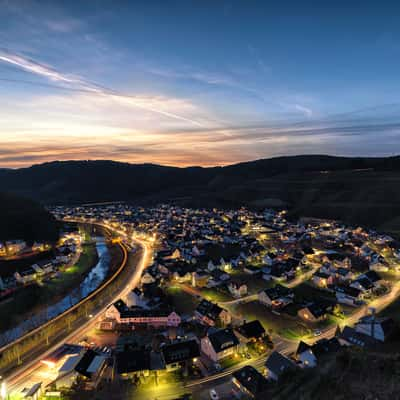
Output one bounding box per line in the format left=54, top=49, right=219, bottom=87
left=106, top=300, right=181, bottom=328
left=200, top=328, right=239, bottom=362
left=227, top=280, right=248, bottom=298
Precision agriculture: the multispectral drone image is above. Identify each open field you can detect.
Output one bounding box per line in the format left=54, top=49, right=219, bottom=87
left=230, top=301, right=311, bottom=340
left=165, top=285, right=199, bottom=315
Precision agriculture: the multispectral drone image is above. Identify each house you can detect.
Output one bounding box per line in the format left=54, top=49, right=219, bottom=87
left=14, top=268, right=37, bottom=284
left=335, top=267, right=354, bottom=282
left=338, top=326, right=380, bottom=348
left=258, top=284, right=294, bottom=309
left=73, top=349, right=108, bottom=389
left=297, top=303, right=328, bottom=323
left=209, top=269, right=230, bottom=285
left=335, top=285, right=363, bottom=306
left=201, top=328, right=239, bottom=362
left=172, top=270, right=192, bottom=283
left=227, top=280, right=248, bottom=298
left=232, top=366, right=269, bottom=398
left=359, top=271, right=384, bottom=288
left=191, top=271, right=209, bottom=288
left=295, top=338, right=341, bottom=368
left=295, top=341, right=317, bottom=368
left=6, top=240, right=26, bottom=255
left=105, top=299, right=181, bottom=327
left=31, top=260, right=54, bottom=276
left=126, top=288, right=148, bottom=308
left=161, top=339, right=200, bottom=370
left=195, top=299, right=231, bottom=326
left=312, top=270, right=333, bottom=288
left=350, top=277, right=374, bottom=294
left=116, top=349, right=151, bottom=378
left=369, top=254, right=388, bottom=272
left=234, top=320, right=266, bottom=344
left=355, top=316, right=395, bottom=342
left=265, top=351, right=295, bottom=381
left=141, top=271, right=156, bottom=285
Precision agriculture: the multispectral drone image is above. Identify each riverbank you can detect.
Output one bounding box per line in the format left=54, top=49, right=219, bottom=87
left=0, top=239, right=104, bottom=343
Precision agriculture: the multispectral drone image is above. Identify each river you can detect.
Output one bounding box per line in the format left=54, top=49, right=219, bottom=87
left=0, top=236, right=111, bottom=347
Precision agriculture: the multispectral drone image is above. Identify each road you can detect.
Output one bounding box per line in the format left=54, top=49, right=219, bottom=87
left=4, top=223, right=400, bottom=399
left=4, top=232, right=152, bottom=398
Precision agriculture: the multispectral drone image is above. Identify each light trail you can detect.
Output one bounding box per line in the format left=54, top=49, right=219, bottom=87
left=3, top=222, right=153, bottom=397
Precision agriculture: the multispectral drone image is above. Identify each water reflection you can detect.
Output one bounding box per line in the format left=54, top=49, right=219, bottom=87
left=0, top=237, right=110, bottom=346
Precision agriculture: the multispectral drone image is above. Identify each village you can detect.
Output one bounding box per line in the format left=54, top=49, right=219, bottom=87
left=26, top=203, right=399, bottom=399
left=0, top=231, right=82, bottom=296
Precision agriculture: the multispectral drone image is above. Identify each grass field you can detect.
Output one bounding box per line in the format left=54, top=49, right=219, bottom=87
left=165, top=285, right=199, bottom=315
left=46, top=243, right=98, bottom=296
left=231, top=301, right=311, bottom=339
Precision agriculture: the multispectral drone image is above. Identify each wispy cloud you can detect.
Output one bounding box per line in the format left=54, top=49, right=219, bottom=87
left=294, top=104, right=313, bottom=117
left=0, top=48, right=205, bottom=127
left=0, top=48, right=78, bottom=83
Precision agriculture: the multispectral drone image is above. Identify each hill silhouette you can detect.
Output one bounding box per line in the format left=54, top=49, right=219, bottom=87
left=1, top=155, right=400, bottom=236
left=0, top=192, right=59, bottom=244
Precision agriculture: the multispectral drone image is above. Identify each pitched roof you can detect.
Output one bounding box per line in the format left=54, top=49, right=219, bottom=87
left=161, top=340, right=200, bottom=364
left=74, top=349, right=98, bottom=378
left=311, top=337, right=341, bottom=357
left=116, top=349, right=151, bottom=374
left=302, top=303, right=327, bottom=319
left=233, top=366, right=269, bottom=395
left=364, top=270, right=382, bottom=283
left=236, top=320, right=265, bottom=339
left=335, top=285, right=362, bottom=298
left=263, top=284, right=292, bottom=300
left=339, top=326, right=378, bottom=347
left=296, top=340, right=311, bottom=355
left=196, top=299, right=224, bottom=321
left=265, top=351, right=295, bottom=377
left=357, top=316, right=396, bottom=336
left=208, top=328, right=239, bottom=353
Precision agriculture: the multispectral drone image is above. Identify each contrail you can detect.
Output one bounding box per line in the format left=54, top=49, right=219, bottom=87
left=0, top=48, right=204, bottom=127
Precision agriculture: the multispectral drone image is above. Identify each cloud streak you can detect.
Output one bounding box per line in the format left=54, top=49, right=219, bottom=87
left=0, top=48, right=205, bottom=127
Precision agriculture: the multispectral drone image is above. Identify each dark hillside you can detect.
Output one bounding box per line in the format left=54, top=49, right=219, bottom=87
left=0, top=192, right=59, bottom=244
left=1, top=155, right=400, bottom=236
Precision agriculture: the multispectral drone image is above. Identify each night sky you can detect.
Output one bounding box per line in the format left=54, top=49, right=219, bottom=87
left=1, top=1, right=400, bottom=167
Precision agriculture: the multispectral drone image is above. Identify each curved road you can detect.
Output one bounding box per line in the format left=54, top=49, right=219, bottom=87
left=5, top=233, right=152, bottom=396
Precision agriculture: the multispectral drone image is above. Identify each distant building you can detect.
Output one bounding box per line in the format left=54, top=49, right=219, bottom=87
left=105, top=299, right=181, bottom=328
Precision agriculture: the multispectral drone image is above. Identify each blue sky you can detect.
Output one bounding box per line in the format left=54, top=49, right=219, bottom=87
left=0, top=0, right=399, bottom=167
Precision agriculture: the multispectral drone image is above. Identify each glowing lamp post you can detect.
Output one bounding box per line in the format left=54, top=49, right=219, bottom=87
left=0, top=381, right=6, bottom=400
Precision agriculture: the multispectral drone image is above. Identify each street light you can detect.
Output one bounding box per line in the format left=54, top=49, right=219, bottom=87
left=0, top=381, right=7, bottom=400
